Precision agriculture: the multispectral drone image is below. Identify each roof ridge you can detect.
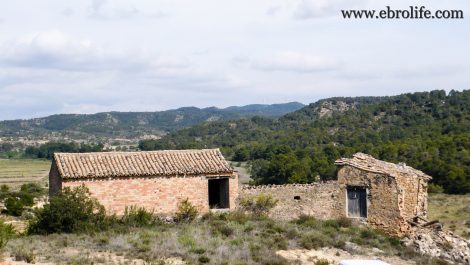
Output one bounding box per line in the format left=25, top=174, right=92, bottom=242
left=54, top=148, right=221, bottom=156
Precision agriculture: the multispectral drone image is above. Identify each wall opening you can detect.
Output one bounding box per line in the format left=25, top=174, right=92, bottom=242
left=347, top=187, right=367, bottom=218
left=208, top=178, right=229, bottom=209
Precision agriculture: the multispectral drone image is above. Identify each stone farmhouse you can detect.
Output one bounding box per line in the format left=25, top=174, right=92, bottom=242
left=241, top=153, right=431, bottom=236
left=49, top=149, right=238, bottom=215
left=49, top=150, right=431, bottom=236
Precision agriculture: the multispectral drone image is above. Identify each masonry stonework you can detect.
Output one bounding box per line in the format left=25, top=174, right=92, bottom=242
left=239, top=182, right=341, bottom=220
left=336, top=166, right=405, bottom=236
left=238, top=153, right=431, bottom=237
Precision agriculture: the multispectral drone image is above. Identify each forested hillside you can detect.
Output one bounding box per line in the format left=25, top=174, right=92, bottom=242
left=140, top=90, right=470, bottom=194
left=0, top=102, right=304, bottom=139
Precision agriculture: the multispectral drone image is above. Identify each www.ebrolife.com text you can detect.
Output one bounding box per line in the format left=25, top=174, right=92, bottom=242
left=342, top=6, right=464, bottom=20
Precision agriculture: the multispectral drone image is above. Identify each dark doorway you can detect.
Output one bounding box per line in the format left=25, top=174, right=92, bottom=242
left=347, top=187, right=367, bottom=218
left=208, top=178, right=229, bottom=209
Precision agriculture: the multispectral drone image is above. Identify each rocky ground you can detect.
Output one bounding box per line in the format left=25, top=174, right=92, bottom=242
left=403, top=227, right=470, bottom=264
left=277, top=244, right=413, bottom=265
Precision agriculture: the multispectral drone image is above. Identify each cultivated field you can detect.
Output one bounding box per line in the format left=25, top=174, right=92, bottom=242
left=0, top=159, right=50, bottom=189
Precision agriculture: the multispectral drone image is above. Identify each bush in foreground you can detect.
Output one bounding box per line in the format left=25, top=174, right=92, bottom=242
left=239, top=193, right=278, bottom=216
left=0, top=218, right=15, bottom=248
left=121, top=206, right=159, bottom=227
left=27, top=185, right=106, bottom=234
left=1, top=183, right=46, bottom=217
left=175, top=198, right=198, bottom=222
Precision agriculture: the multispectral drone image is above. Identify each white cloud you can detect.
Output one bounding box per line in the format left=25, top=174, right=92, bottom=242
left=0, top=0, right=469, bottom=120
left=88, top=0, right=167, bottom=20
left=293, top=0, right=365, bottom=19
left=249, top=52, right=339, bottom=73
left=0, top=30, right=188, bottom=73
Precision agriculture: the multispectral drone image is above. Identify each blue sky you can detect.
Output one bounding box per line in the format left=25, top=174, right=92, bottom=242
left=0, top=0, right=469, bottom=120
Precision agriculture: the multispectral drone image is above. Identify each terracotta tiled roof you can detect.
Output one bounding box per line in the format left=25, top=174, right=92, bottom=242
left=53, top=149, right=234, bottom=179
left=335, top=153, right=432, bottom=180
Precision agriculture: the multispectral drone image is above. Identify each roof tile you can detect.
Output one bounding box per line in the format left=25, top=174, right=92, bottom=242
left=54, top=149, right=233, bottom=179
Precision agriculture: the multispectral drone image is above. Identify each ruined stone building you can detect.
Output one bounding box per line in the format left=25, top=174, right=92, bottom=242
left=241, top=153, right=432, bottom=236
left=335, top=153, right=432, bottom=235
left=49, top=149, right=238, bottom=215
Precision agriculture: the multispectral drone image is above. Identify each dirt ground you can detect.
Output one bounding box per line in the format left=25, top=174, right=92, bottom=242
left=277, top=246, right=414, bottom=265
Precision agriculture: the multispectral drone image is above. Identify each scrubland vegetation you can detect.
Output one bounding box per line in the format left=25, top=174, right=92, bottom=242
left=0, top=187, right=452, bottom=265
left=428, top=193, right=470, bottom=239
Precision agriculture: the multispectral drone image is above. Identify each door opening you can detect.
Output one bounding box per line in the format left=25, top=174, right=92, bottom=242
left=208, top=178, right=229, bottom=209
left=347, top=187, right=367, bottom=218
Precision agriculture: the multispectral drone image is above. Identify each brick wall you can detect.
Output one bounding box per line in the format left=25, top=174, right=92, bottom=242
left=62, top=175, right=238, bottom=215
left=239, top=181, right=341, bottom=220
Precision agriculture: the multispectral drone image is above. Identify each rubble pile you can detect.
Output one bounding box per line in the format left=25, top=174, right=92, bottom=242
left=404, top=228, right=470, bottom=264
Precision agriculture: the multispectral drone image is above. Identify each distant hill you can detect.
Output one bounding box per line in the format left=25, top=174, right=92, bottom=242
left=0, top=102, right=304, bottom=139
left=140, top=90, right=470, bottom=194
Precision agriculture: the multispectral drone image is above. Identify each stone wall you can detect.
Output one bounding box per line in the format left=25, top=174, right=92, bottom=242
left=239, top=181, right=341, bottom=220
left=337, top=166, right=408, bottom=236
left=394, top=172, right=429, bottom=219
left=61, top=175, right=238, bottom=215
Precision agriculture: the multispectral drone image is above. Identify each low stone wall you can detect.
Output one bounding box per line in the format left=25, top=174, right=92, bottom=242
left=239, top=181, right=341, bottom=220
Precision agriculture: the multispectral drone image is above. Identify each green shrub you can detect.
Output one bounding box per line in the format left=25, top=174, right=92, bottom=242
left=121, top=206, right=156, bottom=227
left=0, top=218, right=15, bottom=248
left=13, top=247, right=35, bottom=263
left=428, top=183, right=444, bottom=193
left=211, top=220, right=234, bottom=237
left=323, top=219, right=340, bottom=229
left=226, top=211, right=250, bottom=224
left=5, top=196, right=24, bottom=216
left=315, top=259, right=330, bottom=265
left=19, top=183, right=46, bottom=198
left=239, top=194, right=278, bottom=216
left=300, top=232, right=329, bottom=249
left=175, top=198, right=198, bottom=222
left=198, top=255, right=210, bottom=263
left=294, top=215, right=320, bottom=228
left=0, top=185, right=10, bottom=200
left=27, top=185, right=106, bottom=234
left=337, top=217, right=352, bottom=228
left=190, top=247, right=206, bottom=254
left=360, top=229, right=378, bottom=239
left=18, top=192, right=34, bottom=207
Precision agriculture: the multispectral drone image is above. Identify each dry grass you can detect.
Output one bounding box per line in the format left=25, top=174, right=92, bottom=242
left=0, top=159, right=50, bottom=188
left=428, top=193, right=470, bottom=238
left=4, top=213, right=446, bottom=265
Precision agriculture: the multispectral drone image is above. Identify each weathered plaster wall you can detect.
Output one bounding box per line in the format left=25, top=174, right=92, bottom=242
left=62, top=175, right=238, bottom=215
left=239, top=181, right=341, bottom=220
left=337, top=166, right=408, bottom=236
